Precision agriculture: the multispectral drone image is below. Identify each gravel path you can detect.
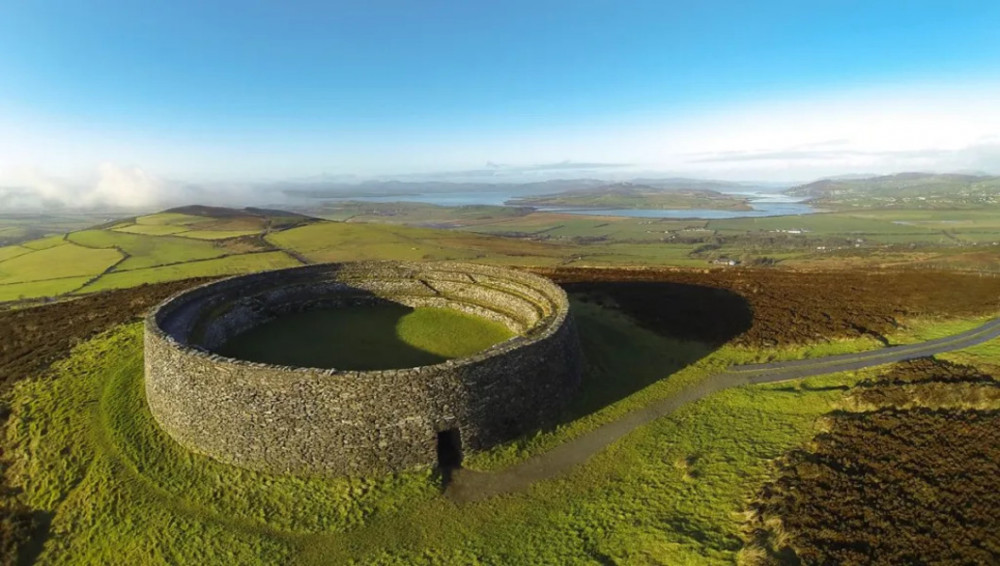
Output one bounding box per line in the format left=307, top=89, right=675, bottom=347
left=446, top=318, right=1000, bottom=502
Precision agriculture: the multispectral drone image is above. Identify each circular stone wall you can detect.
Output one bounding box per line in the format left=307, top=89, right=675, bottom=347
left=144, top=261, right=581, bottom=476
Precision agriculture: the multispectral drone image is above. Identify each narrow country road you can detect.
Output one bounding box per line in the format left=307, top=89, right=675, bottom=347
left=446, top=317, right=1000, bottom=503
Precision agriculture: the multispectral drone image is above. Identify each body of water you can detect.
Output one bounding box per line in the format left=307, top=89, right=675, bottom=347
left=306, top=189, right=817, bottom=219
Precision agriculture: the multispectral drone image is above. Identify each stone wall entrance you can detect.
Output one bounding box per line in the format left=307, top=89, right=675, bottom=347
left=436, top=428, right=463, bottom=469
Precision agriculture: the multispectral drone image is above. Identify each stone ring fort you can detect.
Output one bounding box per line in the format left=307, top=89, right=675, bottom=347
left=144, top=261, right=582, bottom=476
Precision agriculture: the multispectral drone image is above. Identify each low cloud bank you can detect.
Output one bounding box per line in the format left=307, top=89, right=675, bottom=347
left=0, top=164, right=177, bottom=210
left=0, top=164, right=274, bottom=212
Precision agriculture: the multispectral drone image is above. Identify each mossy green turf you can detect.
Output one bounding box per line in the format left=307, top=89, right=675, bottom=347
left=8, top=303, right=995, bottom=564
left=0, top=276, right=94, bottom=302
left=78, top=251, right=301, bottom=292
left=68, top=229, right=228, bottom=270
left=218, top=305, right=515, bottom=370
left=0, top=243, right=121, bottom=284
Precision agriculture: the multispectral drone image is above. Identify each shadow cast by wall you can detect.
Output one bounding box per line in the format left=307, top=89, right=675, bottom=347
left=553, top=281, right=753, bottom=427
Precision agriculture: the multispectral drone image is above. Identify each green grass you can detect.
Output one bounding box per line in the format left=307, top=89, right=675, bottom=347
left=0, top=276, right=94, bottom=301
left=4, top=308, right=999, bottom=564
left=113, top=223, right=191, bottom=236
left=78, top=251, right=302, bottom=292
left=219, top=305, right=514, bottom=370
left=0, top=320, right=865, bottom=565
left=0, top=245, right=32, bottom=263
left=0, top=243, right=121, bottom=285
left=885, top=313, right=1000, bottom=344
left=68, top=229, right=228, bottom=270
left=134, top=212, right=210, bottom=226
left=179, top=230, right=262, bottom=240
left=855, top=208, right=1000, bottom=228
left=20, top=235, right=68, bottom=250
left=396, top=307, right=514, bottom=358
left=267, top=221, right=568, bottom=265
left=939, top=333, right=1000, bottom=371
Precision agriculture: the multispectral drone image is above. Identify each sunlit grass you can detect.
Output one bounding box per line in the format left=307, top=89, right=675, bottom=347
left=68, top=229, right=227, bottom=270
left=79, top=251, right=301, bottom=291
left=0, top=243, right=121, bottom=285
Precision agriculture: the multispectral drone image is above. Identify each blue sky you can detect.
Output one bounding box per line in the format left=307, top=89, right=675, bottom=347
left=1, top=1, right=1000, bottom=204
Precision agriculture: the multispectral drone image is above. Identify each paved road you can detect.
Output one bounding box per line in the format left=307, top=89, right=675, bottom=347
left=446, top=317, right=1000, bottom=503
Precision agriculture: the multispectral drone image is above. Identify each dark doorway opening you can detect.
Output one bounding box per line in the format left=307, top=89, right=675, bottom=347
left=436, top=428, right=463, bottom=469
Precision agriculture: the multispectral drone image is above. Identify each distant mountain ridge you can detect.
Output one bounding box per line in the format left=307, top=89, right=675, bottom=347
left=786, top=172, right=1000, bottom=209
left=788, top=172, right=1000, bottom=198
left=279, top=177, right=747, bottom=200
left=505, top=182, right=753, bottom=210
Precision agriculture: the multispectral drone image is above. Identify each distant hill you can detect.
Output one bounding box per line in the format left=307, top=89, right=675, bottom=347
left=787, top=173, right=1000, bottom=209
left=277, top=179, right=605, bottom=199
left=629, top=177, right=746, bottom=191
left=165, top=205, right=313, bottom=220
left=163, top=205, right=319, bottom=229
left=505, top=182, right=753, bottom=210
left=278, top=177, right=744, bottom=200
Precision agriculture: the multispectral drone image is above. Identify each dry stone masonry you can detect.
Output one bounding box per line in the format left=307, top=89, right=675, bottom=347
left=144, top=261, right=582, bottom=476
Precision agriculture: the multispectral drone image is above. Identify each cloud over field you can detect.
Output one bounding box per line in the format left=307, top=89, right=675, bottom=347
left=0, top=164, right=276, bottom=211
left=0, top=164, right=179, bottom=210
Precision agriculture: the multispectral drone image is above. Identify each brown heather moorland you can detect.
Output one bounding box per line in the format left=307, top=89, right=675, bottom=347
left=542, top=267, right=1000, bottom=347
left=745, top=358, right=1000, bottom=565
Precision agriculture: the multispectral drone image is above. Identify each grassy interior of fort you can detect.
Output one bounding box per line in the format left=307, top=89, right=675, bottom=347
left=216, top=305, right=515, bottom=370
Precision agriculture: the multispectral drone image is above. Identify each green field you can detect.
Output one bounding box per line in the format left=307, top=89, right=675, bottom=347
left=219, top=305, right=514, bottom=370
left=0, top=209, right=319, bottom=300
left=112, top=223, right=192, bottom=236
left=3, top=200, right=1000, bottom=305
left=0, top=276, right=95, bottom=302
left=104, top=210, right=277, bottom=240
left=786, top=173, right=1000, bottom=210
left=80, top=251, right=302, bottom=292
left=179, top=229, right=263, bottom=240
left=10, top=301, right=994, bottom=563
left=266, top=221, right=568, bottom=265
left=134, top=212, right=208, bottom=226
left=0, top=245, right=33, bottom=263
left=0, top=243, right=121, bottom=285
left=306, top=201, right=532, bottom=225
left=68, top=229, right=229, bottom=270
left=508, top=185, right=752, bottom=210
left=20, top=235, right=70, bottom=250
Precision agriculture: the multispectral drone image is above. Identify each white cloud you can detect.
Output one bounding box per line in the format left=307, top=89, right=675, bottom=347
left=0, top=164, right=182, bottom=210
left=90, top=163, right=171, bottom=208
left=630, top=82, right=1000, bottom=179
